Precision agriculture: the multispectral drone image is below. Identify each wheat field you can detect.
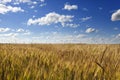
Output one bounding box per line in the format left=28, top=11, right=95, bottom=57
left=0, top=44, right=120, bottom=80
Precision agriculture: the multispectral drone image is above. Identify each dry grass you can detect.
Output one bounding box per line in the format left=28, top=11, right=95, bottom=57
left=0, top=44, right=120, bottom=80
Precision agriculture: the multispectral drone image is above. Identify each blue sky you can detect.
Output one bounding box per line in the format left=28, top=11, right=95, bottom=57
left=0, top=0, right=120, bottom=44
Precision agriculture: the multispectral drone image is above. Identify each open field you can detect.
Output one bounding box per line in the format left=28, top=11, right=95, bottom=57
left=0, top=44, right=120, bottom=80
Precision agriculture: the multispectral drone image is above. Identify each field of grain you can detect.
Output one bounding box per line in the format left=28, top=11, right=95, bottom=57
left=0, top=44, right=120, bottom=80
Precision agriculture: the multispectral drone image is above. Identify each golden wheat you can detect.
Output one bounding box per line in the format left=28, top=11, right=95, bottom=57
left=0, top=44, right=120, bottom=80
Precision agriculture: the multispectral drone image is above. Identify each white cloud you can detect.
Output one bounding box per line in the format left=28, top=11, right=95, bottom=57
left=0, top=31, right=119, bottom=44
left=40, top=0, right=45, bottom=2
left=80, top=16, right=92, bottom=22
left=111, top=9, right=120, bottom=21
left=32, top=15, right=35, bottom=18
left=63, top=4, right=78, bottom=11
left=30, top=6, right=35, bottom=9
left=27, top=12, right=74, bottom=26
left=16, top=28, right=24, bottom=32
left=46, top=33, right=87, bottom=43
left=0, top=0, right=44, bottom=5
left=0, top=33, right=18, bottom=37
left=17, top=0, right=41, bottom=4
left=0, top=0, right=11, bottom=4
left=76, top=34, right=86, bottom=38
left=10, top=0, right=38, bottom=5
left=0, top=28, right=32, bottom=43
left=0, top=0, right=31, bottom=4
left=16, top=28, right=31, bottom=35
left=18, top=0, right=31, bottom=3
left=0, top=27, right=10, bottom=32
left=23, top=30, right=31, bottom=35
left=116, top=34, right=120, bottom=38
left=0, top=28, right=31, bottom=37
left=40, top=3, right=46, bottom=7
left=32, top=1, right=37, bottom=4
left=62, top=23, right=79, bottom=28
left=42, top=32, right=86, bottom=42
left=0, top=4, right=24, bottom=14
left=86, top=28, right=96, bottom=33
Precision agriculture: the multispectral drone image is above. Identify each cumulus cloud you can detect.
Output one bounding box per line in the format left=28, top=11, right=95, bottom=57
left=86, top=28, right=97, bottom=33
left=18, top=0, right=31, bottom=3
left=0, top=27, right=10, bottom=32
left=0, top=0, right=45, bottom=5
left=27, top=12, right=74, bottom=26
left=30, top=5, right=35, bottom=9
left=0, top=0, right=31, bottom=4
left=0, top=28, right=11, bottom=32
left=16, top=28, right=31, bottom=35
left=16, top=28, right=24, bottom=32
left=116, top=34, right=120, bottom=38
left=80, top=16, right=92, bottom=22
left=0, top=4, right=24, bottom=14
left=62, top=23, right=79, bottom=28
left=0, top=33, right=18, bottom=37
left=23, top=30, right=31, bottom=35
left=111, top=9, right=120, bottom=21
left=0, top=0, right=11, bottom=4
left=32, top=1, right=37, bottom=4
left=63, top=4, right=78, bottom=11
left=0, top=28, right=31, bottom=38
left=40, top=3, right=46, bottom=7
